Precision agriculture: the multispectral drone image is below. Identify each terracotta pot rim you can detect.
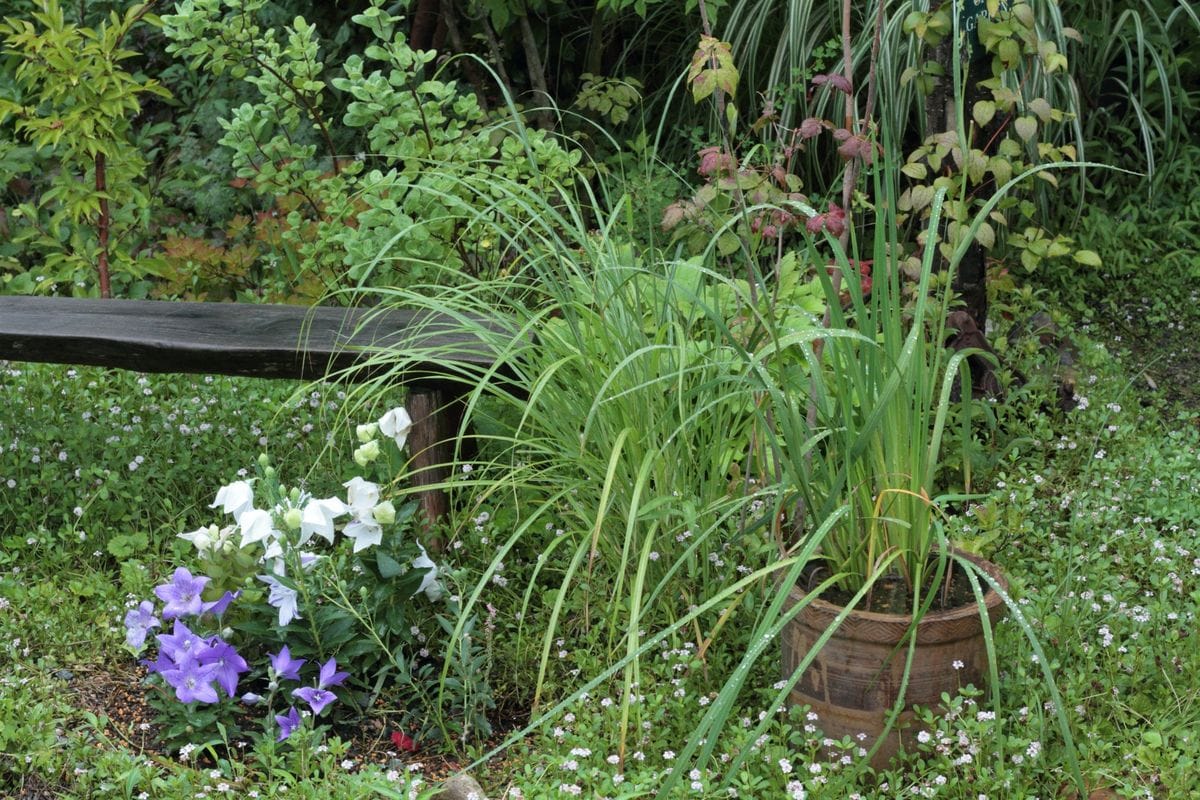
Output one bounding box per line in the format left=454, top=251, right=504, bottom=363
left=786, top=549, right=1008, bottom=635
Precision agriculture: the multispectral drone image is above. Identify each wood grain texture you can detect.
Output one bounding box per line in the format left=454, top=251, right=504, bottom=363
left=0, top=297, right=505, bottom=386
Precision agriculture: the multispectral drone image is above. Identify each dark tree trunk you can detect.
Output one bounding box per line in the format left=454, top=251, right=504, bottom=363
left=438, top=0, right=492, bottom=111
left=406, top=389, right=463, bottom=549
left=925, top=4, right=991, bottom=373
left=409, top=0, right=439, bottom=51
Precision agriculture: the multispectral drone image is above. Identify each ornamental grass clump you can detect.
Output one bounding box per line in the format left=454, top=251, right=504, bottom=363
left=756, top=168, right=978, bottom=604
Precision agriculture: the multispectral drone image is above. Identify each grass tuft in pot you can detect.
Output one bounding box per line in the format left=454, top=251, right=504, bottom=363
left=762, top=158, right=983, bottom=611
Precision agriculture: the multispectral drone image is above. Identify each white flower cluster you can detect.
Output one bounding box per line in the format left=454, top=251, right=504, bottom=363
left=177, top=406, right=441, bottom=627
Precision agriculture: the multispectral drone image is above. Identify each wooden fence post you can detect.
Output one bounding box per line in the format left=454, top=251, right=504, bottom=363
left=405, top=388, right=464, bottom=552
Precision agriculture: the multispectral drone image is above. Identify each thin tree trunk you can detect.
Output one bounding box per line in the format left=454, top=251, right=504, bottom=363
left=481, top=17, right=514, bottom=94
left=926, top=2, right=990, bottom=357
left=584, top=5, right=607, bottom=76
left=439, top=0, right=491, bottom=111
left=517, top=9, right=554, bottom=129
left=95, top=153, right=112, bottom=299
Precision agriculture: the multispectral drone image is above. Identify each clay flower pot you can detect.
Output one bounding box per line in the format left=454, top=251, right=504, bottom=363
left=781, top=551, right=1008, bottom=768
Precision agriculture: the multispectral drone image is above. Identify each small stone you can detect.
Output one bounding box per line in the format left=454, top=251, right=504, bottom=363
left=54, top=669, right=74, bottom=682
left=435, top=773, right=488, bottom=800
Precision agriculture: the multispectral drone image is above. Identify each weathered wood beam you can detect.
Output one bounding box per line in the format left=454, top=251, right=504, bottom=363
left=0, top=297, right=510, bottom=531
left=0, top=296, right=498, bottom=387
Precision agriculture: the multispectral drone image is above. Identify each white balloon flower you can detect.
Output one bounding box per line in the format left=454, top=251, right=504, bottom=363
left=344, top=476, right=380, bottom=515
left=411, top=545, right=443, bottom=602
left=211, top=480, right=254, bottom=519
left=378, top=407, right=413, bottom=450
left=299, top=497, right=348, bottom=545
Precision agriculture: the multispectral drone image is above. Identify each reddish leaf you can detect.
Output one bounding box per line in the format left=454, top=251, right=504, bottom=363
left=824, top=203, right=847, bottom=237
left=837, top=134, right=875, bottom=164
left=812, top=73, right=852, bottom=94
left=661, top=203, right=685, bottom=230
left=798, top=117, right=825, bottom=140
left=391, top=730, right=419, bottom=752
left=697, top=146, right=735, bottom=177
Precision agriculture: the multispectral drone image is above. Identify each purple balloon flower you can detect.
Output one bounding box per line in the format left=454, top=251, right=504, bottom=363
left=160, top=654, right=220, bottom=704
left=154, top=567, right=210, bottom=619
left=292, top=686, right=337, bottom=715
left=141, top=649, right=176, bottom=676
left=156, top=619, right=208, bottom=662
left=317, top=657, right=348, bottom=689
left=123, top=600, right=160, bottom=652
left=269, top=645, right=306, bottom=682
left=197, top=638, right=249, bottom=698
left=201, top=589, right=240, bottom=618
left=275, top=706, right=302, bottom=742
left=288, top=656, right=349, bottom=715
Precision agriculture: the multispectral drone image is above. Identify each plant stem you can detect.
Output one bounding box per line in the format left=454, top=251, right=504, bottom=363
left=234, top=34, right=341, bottom=177
left=695, top=0, right=758, bottom=310
left=796, top=0, right=885, bottom=543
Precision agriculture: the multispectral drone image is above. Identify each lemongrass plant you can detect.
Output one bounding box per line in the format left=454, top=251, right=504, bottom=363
left=750, top=159, right=982, bottom=601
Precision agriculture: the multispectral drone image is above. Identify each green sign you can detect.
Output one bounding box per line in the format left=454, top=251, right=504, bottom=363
left=959, top=0, right=1011, bottom=61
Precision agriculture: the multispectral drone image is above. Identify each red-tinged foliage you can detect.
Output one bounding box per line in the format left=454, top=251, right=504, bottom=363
left=391, top=730, right=420, bottom=752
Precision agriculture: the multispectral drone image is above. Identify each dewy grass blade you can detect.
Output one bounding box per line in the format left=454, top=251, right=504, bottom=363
left=953, top=550, right=1086, bottom=795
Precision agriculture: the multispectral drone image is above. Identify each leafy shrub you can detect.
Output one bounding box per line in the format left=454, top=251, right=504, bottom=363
left=0, top=0, right=170, bottom=297
left=161, top=0, right=582, bottom=293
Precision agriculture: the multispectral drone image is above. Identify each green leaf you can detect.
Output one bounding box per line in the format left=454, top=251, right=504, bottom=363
left=997, top=38, right=1021, bottom=69
left=972, top=100, right=996, bottom=128
left=965, top=150, right=987, bottom=185
left=988, top=156, right=1013, bottom=186
left=716, top=232, right=740, bottom=256
left=376, top=550, right=405, bottom=578
left=910, top=184, right=935, bottom=212
left=1072, top=249, right=1102, bottom=267
left=973, top=221, right=996, bottom=249
left=1014, top=116, right=1037, bottom=142
left=1027, top=97, right=1053, bottom=123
